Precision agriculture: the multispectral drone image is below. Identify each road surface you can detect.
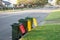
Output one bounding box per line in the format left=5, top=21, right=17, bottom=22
left=0, top=10, right=50, bottom=40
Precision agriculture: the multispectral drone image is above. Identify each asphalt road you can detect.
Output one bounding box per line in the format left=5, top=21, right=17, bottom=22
left=0, top=11, right=49, bottom=40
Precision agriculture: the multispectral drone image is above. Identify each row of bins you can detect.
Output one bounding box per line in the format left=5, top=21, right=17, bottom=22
left=11, top=17, right=37, bottom=40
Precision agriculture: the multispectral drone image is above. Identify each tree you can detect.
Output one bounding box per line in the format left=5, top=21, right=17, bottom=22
left=16, top=0, right=48, bottom=7
left=17, top=0, right=28, bottom=5
left=37, top=0, right=48, bottom=5
left=56, top=0, right=60, bottom=5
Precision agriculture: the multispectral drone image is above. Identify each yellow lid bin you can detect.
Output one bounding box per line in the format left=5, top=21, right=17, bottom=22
left=27, top=20, right=32, bottom=31
left=33, top=18, right=38, bottom=27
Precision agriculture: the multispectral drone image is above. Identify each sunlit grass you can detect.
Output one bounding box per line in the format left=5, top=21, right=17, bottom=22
left=21, top=11, right=60, bottom=40
left=22, top=24, right=60, bottom=40
left=45, top=11, right=60, bottom=21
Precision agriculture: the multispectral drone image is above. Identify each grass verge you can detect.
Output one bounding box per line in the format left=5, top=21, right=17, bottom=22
left=45, top=11, right=60, bottom=21
left=21, top=24, right=60, bottom=40
left=21, top=11, right=60, bottom=40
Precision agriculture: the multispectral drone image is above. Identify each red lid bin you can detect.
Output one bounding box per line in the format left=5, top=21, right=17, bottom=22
left=19, top=24, right=26, bottom=35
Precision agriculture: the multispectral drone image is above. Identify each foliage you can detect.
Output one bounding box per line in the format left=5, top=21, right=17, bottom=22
left=56, top=0, right=60, bottom=5
left=17, top=0, right=28, bottom=5
left=16, top=0, right=48, bottom=6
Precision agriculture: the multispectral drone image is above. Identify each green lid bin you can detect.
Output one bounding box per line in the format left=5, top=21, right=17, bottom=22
left=11, top=23, right=22, bottom=40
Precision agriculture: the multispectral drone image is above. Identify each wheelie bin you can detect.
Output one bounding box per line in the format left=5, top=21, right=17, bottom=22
left=11, top=23, right=22, bottom=40
left=18, top=19, right=27, bottom=32
left=25, top=17, right=33, bottom=31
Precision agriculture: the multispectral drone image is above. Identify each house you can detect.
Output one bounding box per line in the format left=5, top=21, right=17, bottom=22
left=0, top=0, right=3, bottom=8
left=9, top=0, right=17, bottom=4
left=2, top=0, right=17, bottom=8
left=2, top=1, right=11, bottom=7
left=48, top=0, right=57, bottom=6
left=0, top=0, right=13, bottom=8
left=0, top=0, right=17, bottom=8
left=0, top=0, right=2, bottom=6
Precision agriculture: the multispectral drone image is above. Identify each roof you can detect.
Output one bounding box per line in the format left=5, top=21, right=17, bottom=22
left=3, top=1, right=11, bottom=5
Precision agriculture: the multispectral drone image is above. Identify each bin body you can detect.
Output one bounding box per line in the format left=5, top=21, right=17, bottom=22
left=11, top=23, right=22, bottom=40
left=18, top=19, right=27, bottom=32
left=27, top=20, right=32, bottom=31
left=33, top=18, right=38, bottom=27
left=25, top=17, right=33, bottom=28
left=19, top=24, right=26, bottom=35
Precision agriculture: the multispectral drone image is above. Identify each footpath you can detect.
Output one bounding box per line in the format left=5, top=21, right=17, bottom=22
left=0, top=8, right=60, bottom=14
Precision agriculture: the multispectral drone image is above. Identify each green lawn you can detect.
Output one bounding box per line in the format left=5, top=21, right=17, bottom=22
left=45, top=11, right=60, bottom=21
left=21, top=11, right=60, bottom=40
left=22, top=24, right=60, bottom=40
